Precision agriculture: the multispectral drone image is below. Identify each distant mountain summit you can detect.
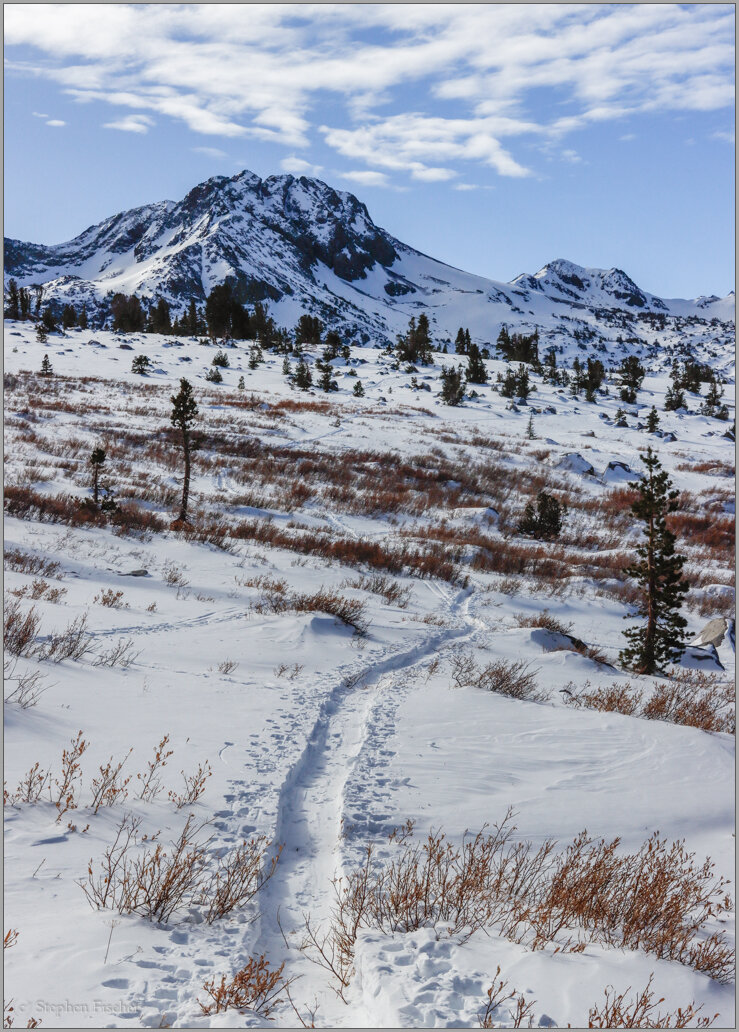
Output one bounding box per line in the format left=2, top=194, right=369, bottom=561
left=4, top=170, right=734, bottom=362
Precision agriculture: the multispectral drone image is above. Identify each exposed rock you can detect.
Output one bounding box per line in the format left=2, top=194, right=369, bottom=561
left=555, top=452, right=596, bottom=476
left=119, top=569, right=149, bottom=577
left=690, top=617, right=729, bottom=648
left=602, top=460, right=642, bottom=484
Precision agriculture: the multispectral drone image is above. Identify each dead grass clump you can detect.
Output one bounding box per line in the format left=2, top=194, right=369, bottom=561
left=451, top=652, right=546, bottom=702
left=586, top=974, right=718, bottom=1028
left=4, top=599, right=41, bottom=657
left=168, top=761, right=213, bottom=810
left=199, top=837, right=280, bottom=922
left=198, top=956, right=290, bottom=1016
left=642, top=670, right=735, bottom=734
left=514, top=609, right=573, bottom=635
left=163, top=562, right=189, bottom=588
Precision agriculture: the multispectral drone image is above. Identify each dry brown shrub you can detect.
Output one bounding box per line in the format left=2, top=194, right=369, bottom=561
left=198, top=955, right=290, bottom=1016
left=89, top=751, right=133, bottom=813
left=564, top=680, right=642, bottom=716
left=168, top=761, right=213, bottom=809
left=3, top=548, right=62, bottom=579
left=345, top=574, right=412, bottom=608
left=40, top=614, right=92, bottom=662
left=514, top=609, right=573, bottom=635
left=586, top=974, right=718, bottom=1028
left=81, top=814, right=280, bottom=925
left=93, top=638, right=140, bottom=669
left=51, top=731, right=88, bottom=821
left=307, top=812, right=734, bottom=991
left=252, top=585, right=369, bottom=635
left=642, top=671, right=735, bottom=734
left=451, top=652, right=546, bottom=702
left=4, top=599, right=41, bottom=658
left=478, top=966, right=536, bottom=1028
left=3, top=658, right=49, bottom=709
left=93, top=588, right=127, bottom=609
left=136, top=735, right=174, bottom=801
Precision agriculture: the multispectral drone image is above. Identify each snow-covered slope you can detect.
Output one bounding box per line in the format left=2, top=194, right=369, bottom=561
left=4, top=171, right=734, bottom=366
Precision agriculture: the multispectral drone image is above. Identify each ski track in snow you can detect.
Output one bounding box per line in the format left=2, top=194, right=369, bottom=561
left=114, top=587, right=482, bottom=1027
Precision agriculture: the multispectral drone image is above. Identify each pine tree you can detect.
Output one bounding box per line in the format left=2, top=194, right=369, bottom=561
left=205, top=367, right=223, bottom=383
left=40, top=354, right=53, bottom=375
left=131, top=355, right=150, bottom=375
left=465, top=342, right=488, bottom=384
left=619, top=447, right=689, bottom=674
left=5, top=278, right=20, bottom=320
left=353, top=380, right=365, bottom=397
left=440, top=365, right=465, bottom=406
left=89, top=446, right=105, bottom=506
left=645, top=406, right=660, bottom=432
left=526, top=412, right=537, bottom=440
left=79, top=305, right=88, bottom=330
left=41, top=307, right=58, bottom=333
left=237, top=375, right=245, bottom=390
left=614, top=407, right=628, bottom=427
left=36, top=325, right=48, bottom=344
left=618, top=355, right=645, bottom=403
left=664, top=383, right=685, bottom=411
left=170, top=379, right=198, bottom=524
left=282, top=356, right=292, bottom=376
left=61, top=304, right=77, bottom=330
left=518, top=491, right=565, bottom=540
left=454, top=327, right=467, bottom=355
left=294, top=357, right=313, bottom=391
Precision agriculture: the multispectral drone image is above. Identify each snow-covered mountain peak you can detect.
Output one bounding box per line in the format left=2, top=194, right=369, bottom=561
left=3, top=169, right=734, bottom=370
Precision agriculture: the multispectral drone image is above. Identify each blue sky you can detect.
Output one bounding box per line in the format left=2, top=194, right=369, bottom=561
left=4, top=3, right=735, bottom=298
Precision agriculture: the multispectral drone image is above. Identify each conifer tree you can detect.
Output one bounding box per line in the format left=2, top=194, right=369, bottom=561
left=62, top=304, right=77, bottom=329
left=619, top=447, right=689, bottom=674
left=455, top=327, right=467, bottom=355
left=282, top=356, right=291, bottom=376
left=618, top=355, right=645, bottom=403
left=518, top=491, right=565, bottom=540
left=645, top=406, right=660, bottom=432
left=526, top=412, right=537, bottom=440
left=353, top=380, right=365, bottom=397
left=237, top=375, right=245, bottom=390
left=465, top=342, right=488, bottom=384
left=440, top=365, right=465, bottom=405
left=294, top=357, right=313, bottom=391
left=5, top=278, right=20, bottom=320
left=40, top=353, right=53, bottom=374
left=89, top=446, right=106, bottom=505
left=170, top=378, right=198, bottom=524
left=79, top=305, right=88, bottom=330
left=36, top=325, right=48, bottom=344
left=664, top=383, right=685, bottom=412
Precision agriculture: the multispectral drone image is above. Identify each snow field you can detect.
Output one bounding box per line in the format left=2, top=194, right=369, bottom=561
left=3, top=323, right=735, bottom=1027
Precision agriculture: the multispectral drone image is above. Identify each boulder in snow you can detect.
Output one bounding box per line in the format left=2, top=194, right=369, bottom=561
left=602, top=460, right=642, bottom=484
left=555, top=452, right=596, bottom=476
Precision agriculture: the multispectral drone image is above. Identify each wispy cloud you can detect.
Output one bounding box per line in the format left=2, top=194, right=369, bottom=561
left=102, top=113, right=155, bottom=134
left=712, top=128, right=735, bottom=143
left=338, top=170, right=393, bottom=188
left=280, top=156, right=323, bottom=176
left=5, top=4, right=735, bottom=183
left=45, top=119, right=66, bottom=127
left=193, top=145, right=228, bottom=159
left=32, top=111, right=49, bottom=118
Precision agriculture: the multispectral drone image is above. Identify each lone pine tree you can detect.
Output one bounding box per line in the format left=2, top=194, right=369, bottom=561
left=619, top=446, right=689, bottom=675
left=170, top=378, right=198, bottom=524
left=89, top=446, right=106, bottom=506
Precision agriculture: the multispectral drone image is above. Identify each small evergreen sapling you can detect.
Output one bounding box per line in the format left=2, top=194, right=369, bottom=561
left=205, top=366, right=223, bottom=383
left=39, top=354, right=53, bottom=375
left=294, top=358, right=312, bottom=391
left=237, top=376, right=245, bottom=390
left=465, top=342, right=488, bottom=384
left=131, top=355, right=150, bottom=375
left=352, top=380, right=365, bottom=397
left=645, top=406, right=660, bottom=433
left=619, top=446, right=689, bottom=675
left=89, top=446, right=106, bottom=506
left=170, top=378, right=198, bottom=524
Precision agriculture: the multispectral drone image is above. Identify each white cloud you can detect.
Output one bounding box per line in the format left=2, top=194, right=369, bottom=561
left=45, top=119, right=66, bottom=127
left=5, top=4, right=735, bottom=182
left=712, top=129, right=735, bottom=143
left=280, top=156, right=323, bottom=176
left=339, top=170, right=392, bottom=188
left=32, top=111, right=49, bottom=118
left=193, top=145, right=228, bottom=159
left=619, top=133, right=636, bottom=141
left=102, top=113, right=154, bottom=134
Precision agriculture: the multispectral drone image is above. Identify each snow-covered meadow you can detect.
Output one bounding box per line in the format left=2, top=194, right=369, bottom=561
left=3, top=322, right=735, bottom=1028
